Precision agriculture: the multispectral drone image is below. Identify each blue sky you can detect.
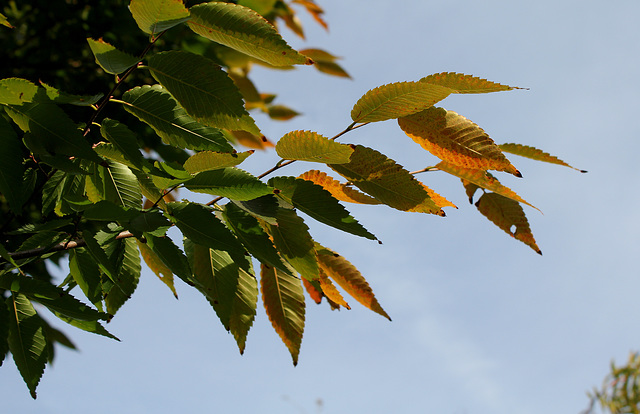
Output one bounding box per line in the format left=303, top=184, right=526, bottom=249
left=4, top=1, right=640, bottom=413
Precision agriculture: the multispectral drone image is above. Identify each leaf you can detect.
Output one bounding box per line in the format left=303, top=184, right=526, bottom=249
left=4, top=102, right=102, bottom=164
left=329, top=145, right=450, bottom=215
left=275, top=130, right=354, bottom=164
left=260, top=264, right=305, bottom=365
left=190, top=243, right=257, bottom=353
left=435, top=161, right=539, bottom=211
left=317, top=268, right=350, bottom=309
left=137, top=240, right=178, bottom=298
left=315, top=244, right=390, bottom=320
left=302, top=277, right=323, bottom=305
left=237, top=0, right=278, bottom=16
left=0, top=293, right=10, bottom=366
left=188, top=2, right=312, bottom=66
left=398, top=107, right=521, bottom=176
left=475, top=192, right=542, bottom=254
left=420, top=72, right=520, bottom=93
left=229, top=129, right=274, bottom=149
left=6, top=293, right=47, bottom=399
left=183, top=150, right=254, bottom=174
left=69, top=248, right=104, bottom=310
left=184, top=168, right=273, bottom=201
left=147, top=51, right=260, bottom=134
left=102, top=237, right=141, bottom=315
left=86, top=161, right=142, bottom=210
left=38, top=82, right=103, bottom=106
left=268, top=176, right=377, bottom=240
left=263, top=208, right=319, bottom=281
left=129, top=0, right=191, bottom=37
left=300, top=48, right=350, bottom=78
left=121, top=85, right=233, bottom=152
left=499, top=143, right=587, bottom=172
left=144, top=233, right=193, bottom=286
left=51, top=313, right=119, bottom=341
left=87, top=38, right=139, bottom=75
left=1, top=12, right=14, bottom=28
left=350, top=81, right=452, bottom=123
left=298, top=170, right=380, bottom=205
left=230, top=194, right=280, bottom=225
left=0, top=114, right=26, bottom=214
left=0, top=78, right=39, bottom=105
left=100, top=118, right=146, bottom=171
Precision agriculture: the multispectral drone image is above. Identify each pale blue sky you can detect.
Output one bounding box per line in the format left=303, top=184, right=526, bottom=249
left=4, top=1, right=640, bottom=413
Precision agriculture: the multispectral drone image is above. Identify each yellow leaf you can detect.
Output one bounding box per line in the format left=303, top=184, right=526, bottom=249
left=399, top=107, right=521, bottom=176
left=230, top=130, right=275, bottom=150
left=298, top=170, right=381, bottom=205
left=318, top=268, right=350, bottom=310
left=499, top=143, right=587, bottom=173
left=420, top=72, right=521, bottom=94
left=137, top=240, right=178, bottom=298
left=475, top=193, right=542, bottom=254
left=315, top=244, right=390, bottom=320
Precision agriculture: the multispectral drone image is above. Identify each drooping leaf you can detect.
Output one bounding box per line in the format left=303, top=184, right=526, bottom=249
left=298, top=170, right=380, bottom=205
left=230, top=194, right=279, bottom=225
left=263, top=208, right=319, bottom=281
left=147, top=51, right=260, bottom=134
left=475, top=192, right=542, bottom=254
left=51, top=313, right=119, bottom=340
left=184, top=168, right=273, bottom=201
left=350, top=81, right=452, bottom=123
left=129, top=0, right=191, bottom=36
left=420, top=72, right=519, bottom=93
left=268, top=176, right=377, bottom=240
left=1, top=12, right=14, bottom=28
left=100, top=119, right=146, bottom=171
left=4, top=102, right=102, bottom=164
left=121, top=85, right=233, bottom=152
left=87, top=38, right=139, bottom=75
left=188, top=2, right=313, bottom=66
left=275, top=130, right=353, bottom=164
left=317, top=268, right=350, bottom=309
left=293, top=0, right=327, bottom=29
left=300, top=48, right=350, bottom=78
left=436, top=161, right=539, bottom=211
left=499, top=143, right=587, bottom=172
left=329, top=145, right=450, bottom=215
left=302, top=277, right=323, bottom=305
left=6, top=293, right=47, bottom=399
left=0, top=115, right=26, bottom=214
left=79, top=224, right=119, bottom=282
left=398, top=107, right=521, bottom=176
left=260, top=264, right=305, bottom=365
left=268, top=104, right=300, bottom=120
left=183, top=150, right=254, bottom=174
left=86, top=161, right=142, bottom=209
left=144, top=233, right=193, bottom=286
left=315, top=244, right=390, bottom=320
left=228, top=129, right=274, bottom=149
left=102, top=237, right=141, bottom=315
left=190, top=243, right=257, bottom=353
left=69, top=248, right=104, bottom=310
left=137, top=239, right=178, bottom=298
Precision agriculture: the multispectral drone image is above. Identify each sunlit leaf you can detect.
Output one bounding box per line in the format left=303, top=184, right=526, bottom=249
left=329, top=145, right=449, bottom=215
left=6, top=293, right=47, bottom=399
left=183, top=150, right=253, bottom=174
left=268, top=176, right=377, bottom=240
left=237, top=0, right=278, bottom=17
left=298, top=170, right=380, bottom=205
left=86, top=161, right=142, bottom=210
left=318, top=268, right=349, bottom=309
left=300, top=48, right=350, bottom=78
left=475, top=192, right=542, bottom=254
left=229, top=129, right=274, bottom=149
left=87, top=38, right=139, bottom=75
left=0, top=115, right=26, bottom=214
left=398, top=107, right=521, bottom=176
left=315, top=244, right=390, bottom=320
left=122, top=84, right=234, bottom=152
left=147, top=51, right=260, bottom=134
left=420, top=72, right=520, bottom=93
left=499, top=143, right=587, bottom=172
left=350, top=81, right=451, bottom=123
left=0, top=78, right=39, bottom=105
left=184, top=168, right=273, bottom=201
left=137, top=239, right=178, bottom=298
left=1, top=12, right=14, bottom=28
left=260, top=264, right=305, bottom=365
left=188, top=2, right=312, bottom=66
left=275, top=130, right=353, bottom=164
left=129, top=0, right=190, bottom=36
left=302, top=277, right=323, bottom=305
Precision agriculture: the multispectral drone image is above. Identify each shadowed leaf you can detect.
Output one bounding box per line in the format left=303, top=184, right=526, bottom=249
left=87, top=38, right=139, bottom=75
left=0, top=115, right=26, bottom=214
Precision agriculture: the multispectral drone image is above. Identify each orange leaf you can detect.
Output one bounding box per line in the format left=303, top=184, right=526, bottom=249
left=230, top=130, right=274, bottom=149
left=475, top=193, right=542, bottom=254
left=298, top=170, right=381, bottom=205
left=292, top=0, right=328, bottom=30
left=318, top=268, right=350, bottom=310
left=302, top=277, right=322, bottom=304
left=315, top=244, right=390, bottom=320
left=399, top=107, right=521, bottom=176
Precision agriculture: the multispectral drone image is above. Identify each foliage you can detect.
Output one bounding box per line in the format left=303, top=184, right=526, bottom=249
left=0, top=0, right=584, bottom=398
left=584, top=352, right=640, bottom=414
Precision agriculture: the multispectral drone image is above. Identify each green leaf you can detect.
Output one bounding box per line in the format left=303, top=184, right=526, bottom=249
left=184, top=168, right=273, bottom=201
left=188, top=2, right=312, bottom=66
left=260, top=264, right=305, bottom=365
left=121, top=85, right=233, bottom=152
left=420, top=72, right=519, bottom=93
left=146, top=51, right=260, bottom=134
left=190, top=243, right=257, bottom=353
left=183, top=150, right=253, bottom=174
left=1, top=12, right=14, bottom=28
left=499, top=143, right=587, bottom=172
left=129, top=0, right=191, bottom=36
left=268, top=176, right=377, bottom=240
left=0, top=114, right=26, bottom=214
left=86, top=161, right=142, bottom=209
left=144, top=233, right=193, bottom=286
left=69, top=248, right=104, bottom=310
left=52, top=313, right=119, bottom=341
left=330, top=145, right=447, bottom=215
left=99, top=119, right=146, bottom=171
left=102, top=237, right=141, bottom=315
left=6, top=293, right=47, bottom=399
left=38, top=82, right=103, bottom=106
left=263, top=208, right=319, bottom=280
left=0, top=78, right=39, bottom=105
left=87, top=38, right=140, bottom=75
left=230, top=194, right=279, bottom=225
left=275, top=130, right=354, bottom=164
left=137, top=239, right=178, bottom=298
left=5, top=102, right=102, bottom=163
left=168, top=201, right=246, bottom=253
left=350, top=81, right=452, bottom=123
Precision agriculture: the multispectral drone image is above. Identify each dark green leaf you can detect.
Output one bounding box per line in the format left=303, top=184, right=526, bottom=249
left=102, top=237, right=141, bottom=315
left=0, top=293, right=9, bottom=366
left=86, top=161, right=142, bottom=210
left=69, top=248, right=104, bottom=310
left=0, top=114, right=26, bottom=213
left=100, top=118, right=147, bottom=171
left=230, top=195, right=279, bottom=225
left=184, top=168, right=273, bottom=201
left=87, top=38, right=140, bottom=75
left=144, top=233, right=192, bottom=286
